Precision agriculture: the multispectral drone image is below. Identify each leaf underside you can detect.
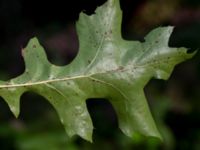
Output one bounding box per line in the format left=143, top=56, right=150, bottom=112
left=0, top=0, right=195, bottom=142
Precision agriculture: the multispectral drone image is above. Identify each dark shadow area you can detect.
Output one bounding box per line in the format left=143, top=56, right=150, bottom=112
left=0, top=99, right=17, bottom=150
left=0, top=92, right=69, bottom=150
left=165, top=110, right=200, bottom=150
left=0, top=98, right=15, bottom=121
left=19, top=92, right=65, bottom=130
left=86, top=98, right=118, bottom=139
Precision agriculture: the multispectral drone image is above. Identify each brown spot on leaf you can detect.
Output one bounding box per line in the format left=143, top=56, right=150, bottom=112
left=117, top=66, right=124, bottom=71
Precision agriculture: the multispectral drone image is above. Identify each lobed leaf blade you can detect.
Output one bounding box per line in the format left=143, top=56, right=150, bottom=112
left=0, top=0, right=195, bottom=142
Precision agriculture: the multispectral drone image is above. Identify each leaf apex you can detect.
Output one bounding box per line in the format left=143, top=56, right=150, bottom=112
left=29, top=37, right=39, bottom=42
left=78, top=130, right=93, bottom=143
left=9, top=104, right=20, bottom=118
left=26, top=37, right=41, bottom=49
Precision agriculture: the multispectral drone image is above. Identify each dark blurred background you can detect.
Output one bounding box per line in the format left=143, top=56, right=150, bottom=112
left=0, top=0, right=199, bottom=149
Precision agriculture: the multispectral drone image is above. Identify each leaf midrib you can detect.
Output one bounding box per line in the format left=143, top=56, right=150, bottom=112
left=0, top=70, right=130, bottom=106
left=0, top=56, right=179, bottom=89
left=0, top=68, right=126, bottom=88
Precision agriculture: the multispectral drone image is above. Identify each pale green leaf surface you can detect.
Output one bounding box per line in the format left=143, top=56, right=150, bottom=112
left=0, top=0, right=195, bottom=142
